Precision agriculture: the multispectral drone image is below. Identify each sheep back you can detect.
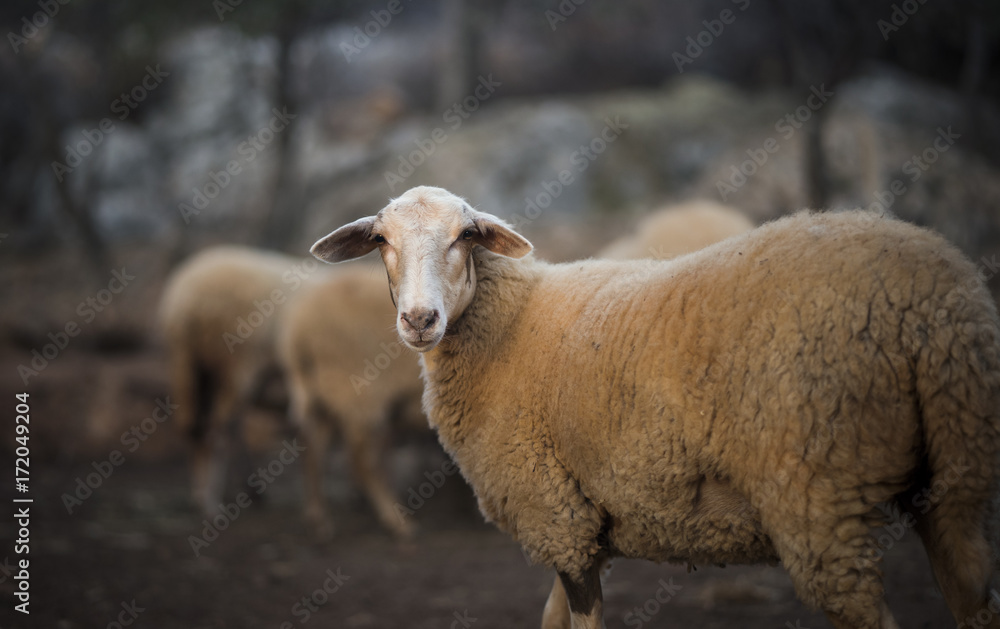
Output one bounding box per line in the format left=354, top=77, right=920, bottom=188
left=159, top=246, right=309, bottom=432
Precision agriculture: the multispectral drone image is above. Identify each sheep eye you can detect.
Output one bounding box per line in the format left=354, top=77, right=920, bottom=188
left=373, top=234, right=386, bottom=244
left=461, top=229, right=474, bottom=241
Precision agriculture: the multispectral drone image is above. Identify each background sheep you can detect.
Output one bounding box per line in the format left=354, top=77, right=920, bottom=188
left=161, top=247, right=427, bottom=539
left=159, top=246, right=313, bottom=514
left=597, top=199, right=755, bottom=260
left=278, top=262, right=424, bottom=539
left=312, top=186, right=1000, bottom=629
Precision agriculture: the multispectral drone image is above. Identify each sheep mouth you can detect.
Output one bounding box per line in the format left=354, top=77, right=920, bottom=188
left=397, top=330, right=443, bottom=353
left=403, top=337, right=439, bottom=352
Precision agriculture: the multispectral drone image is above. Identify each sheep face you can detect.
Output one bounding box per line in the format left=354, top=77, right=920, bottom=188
left=311, top=186, right=532, bottom=352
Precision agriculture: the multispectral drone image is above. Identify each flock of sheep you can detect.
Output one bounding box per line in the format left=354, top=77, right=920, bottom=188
left=161, top=187, right=1000, bottom=629
left=158, top=198, right=749, bottom=539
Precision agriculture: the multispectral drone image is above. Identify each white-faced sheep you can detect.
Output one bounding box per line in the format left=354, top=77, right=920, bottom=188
left=277, top=263, right=424, bottom=538
left=159, top=246, right=311, bottom=514
left=310, top=186, right=1000, bottom=629
left=597, top=199, right=754, bottom=260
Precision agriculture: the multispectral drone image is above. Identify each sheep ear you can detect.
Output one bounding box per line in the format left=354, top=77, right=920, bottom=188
left=311, top=216, right=378, bottom=263
left=472, top=212, right=533, bottom=259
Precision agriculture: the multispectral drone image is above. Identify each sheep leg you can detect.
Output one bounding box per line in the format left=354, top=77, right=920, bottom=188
left=166, top=341, right=200, bottom=439
left=191, top=383, right=240, bottom=515
left=913, top=505, right=1000, bottom=628
left=300, top=415, right=334, bottom=540
left=556, top=558, right=606, bottom=629
left=343, top=419, right=414, bottom=540
left=769, top=512, right=899, bottom=629
left=806, top=575, right=900, bottom=629
left=543, top=559, right=613, bottom=629
left=790, top=552, right=899, bottom=629
left=542, top=575, right=571, bottom=629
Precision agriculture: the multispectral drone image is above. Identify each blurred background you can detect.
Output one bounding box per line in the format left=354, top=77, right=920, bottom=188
left=2, top=0, right=1000, bottom=627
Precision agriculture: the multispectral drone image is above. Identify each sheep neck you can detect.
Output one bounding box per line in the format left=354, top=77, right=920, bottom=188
left=419, top=247, right=541, bottom=423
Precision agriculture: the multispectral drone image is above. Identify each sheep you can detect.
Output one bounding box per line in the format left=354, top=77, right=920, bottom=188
left=277, top=263, right=424, bottom=539
left=159, top=246, right=329, bottom=515
left=597, top=199, right=754, bottom=260
left=159, top=245, right=308, bottom=515
left=160, top=246, right=424, bottom=539
left=310, top=186, right=1000, bottom=629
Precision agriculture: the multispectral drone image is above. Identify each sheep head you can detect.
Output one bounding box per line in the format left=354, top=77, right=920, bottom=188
left=311, top=186, right=533, bottom=352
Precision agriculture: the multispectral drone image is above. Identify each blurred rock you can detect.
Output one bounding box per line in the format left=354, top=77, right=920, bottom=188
left=36, top=23, right=1000, bottom=273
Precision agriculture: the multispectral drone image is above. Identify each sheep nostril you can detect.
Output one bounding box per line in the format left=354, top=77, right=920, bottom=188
left=401, top=309, right=438, bottom=332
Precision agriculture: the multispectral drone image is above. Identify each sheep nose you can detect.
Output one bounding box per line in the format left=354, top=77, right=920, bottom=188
left=400, top=308, right=439, bottom=332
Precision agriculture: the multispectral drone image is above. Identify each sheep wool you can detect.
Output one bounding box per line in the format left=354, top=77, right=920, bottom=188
left=312, top=186, right=1000, bottom=627
left=420, top=210, right=1000, bottom=626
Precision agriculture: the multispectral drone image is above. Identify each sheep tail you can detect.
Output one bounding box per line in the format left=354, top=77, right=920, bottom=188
left=912, top=279, right=1000, bottom=585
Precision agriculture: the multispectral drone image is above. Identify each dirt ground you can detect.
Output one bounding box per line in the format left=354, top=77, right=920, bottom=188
left=0, top=412, right=959, bottom=629
left=1, top=458, right=960, bottom=629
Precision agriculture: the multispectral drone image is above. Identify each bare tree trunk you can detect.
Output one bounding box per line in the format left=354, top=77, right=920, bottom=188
left=26, top=56, right=110, bottom=276
left=960, top=0, right=995, bottom=161
left=437, top=0, right=488, bottom=110
left=770, top=0, right=873, bottom=210
left=256, top=6, right=305, bottom=252
left=46, top=139, right=110, bottom=274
